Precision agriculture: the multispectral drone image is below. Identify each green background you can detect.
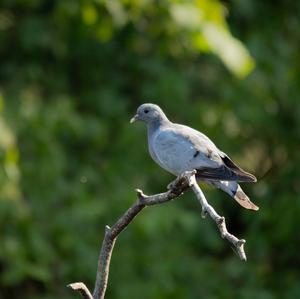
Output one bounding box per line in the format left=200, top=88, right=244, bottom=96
left=0, top=0, right=299, bottom=298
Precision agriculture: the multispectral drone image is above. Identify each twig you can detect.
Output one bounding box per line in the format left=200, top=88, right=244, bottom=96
left=68, top=282, right=93, bottom=299
left=68, top=170, right=248, bottom=299
left=188, top=174, right=247, bottom=261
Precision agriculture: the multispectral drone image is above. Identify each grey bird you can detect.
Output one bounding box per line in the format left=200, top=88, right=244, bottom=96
left=130, top=103, right=259, bottom=211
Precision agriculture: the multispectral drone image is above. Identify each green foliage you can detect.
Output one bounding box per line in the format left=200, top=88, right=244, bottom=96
left=0, top=0, right=299, bottom=298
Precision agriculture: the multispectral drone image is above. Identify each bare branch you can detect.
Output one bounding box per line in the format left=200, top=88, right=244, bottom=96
left=68, top=170, right=248, bottom=299
left=188, top=174, right=247, bottom=261
left=68, top=282, right=93, bottom=299
left=69, top=171, right=191, bottom=299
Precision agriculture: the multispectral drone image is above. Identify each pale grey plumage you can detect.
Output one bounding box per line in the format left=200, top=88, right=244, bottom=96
left=131, top=103, right=258, bottom=210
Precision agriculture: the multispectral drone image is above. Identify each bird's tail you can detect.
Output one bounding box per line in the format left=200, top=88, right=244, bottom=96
left=207, top=180, right=259, bottom=211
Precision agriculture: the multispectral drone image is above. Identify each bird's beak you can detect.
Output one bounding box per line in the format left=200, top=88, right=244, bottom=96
left=130, top=114, right=139, bottom=123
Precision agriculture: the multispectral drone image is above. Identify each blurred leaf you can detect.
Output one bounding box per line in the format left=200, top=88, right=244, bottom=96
left=202, top=23, right=255, bottom=77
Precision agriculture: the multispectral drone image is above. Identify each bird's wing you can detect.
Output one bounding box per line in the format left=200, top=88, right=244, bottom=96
left=152, top=124, right=223, bottom=175
left=153, top=124, right=256, bottom=182
left=217, top=151, right=257, bottom=182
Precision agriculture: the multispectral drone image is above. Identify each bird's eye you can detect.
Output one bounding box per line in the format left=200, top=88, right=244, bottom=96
left=144, top=109, right=149, bottom=114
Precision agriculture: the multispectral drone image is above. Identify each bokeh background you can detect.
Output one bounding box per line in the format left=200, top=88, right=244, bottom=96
left=0, top=0, right=300, bottom=298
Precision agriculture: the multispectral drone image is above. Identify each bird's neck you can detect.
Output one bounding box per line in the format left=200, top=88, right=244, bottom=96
left=147, top=117, right=170, bottom=136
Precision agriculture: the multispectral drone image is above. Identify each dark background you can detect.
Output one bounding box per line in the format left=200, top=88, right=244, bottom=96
left=0, top=1, right=299, bottom=298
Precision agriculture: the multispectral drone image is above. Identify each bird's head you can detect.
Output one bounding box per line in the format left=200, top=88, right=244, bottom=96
left=130, top=103, right=168, bottom=125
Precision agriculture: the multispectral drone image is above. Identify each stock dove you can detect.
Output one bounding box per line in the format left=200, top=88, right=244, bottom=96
left=130, top=103, right=258, bottom=210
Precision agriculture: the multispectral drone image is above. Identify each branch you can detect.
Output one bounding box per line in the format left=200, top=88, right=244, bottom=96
left=188, top=174, right=246, bottom=261
left=68, top=283, right=93, bottom=299
left=68, top=170, right=248, bottom=299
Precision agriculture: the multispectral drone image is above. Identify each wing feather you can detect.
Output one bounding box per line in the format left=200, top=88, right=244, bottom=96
left=152, top=124, right=256, bottom=182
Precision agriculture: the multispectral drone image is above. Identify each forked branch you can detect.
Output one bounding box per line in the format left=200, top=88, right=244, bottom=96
left=68, top=170, right=247, bottom=299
